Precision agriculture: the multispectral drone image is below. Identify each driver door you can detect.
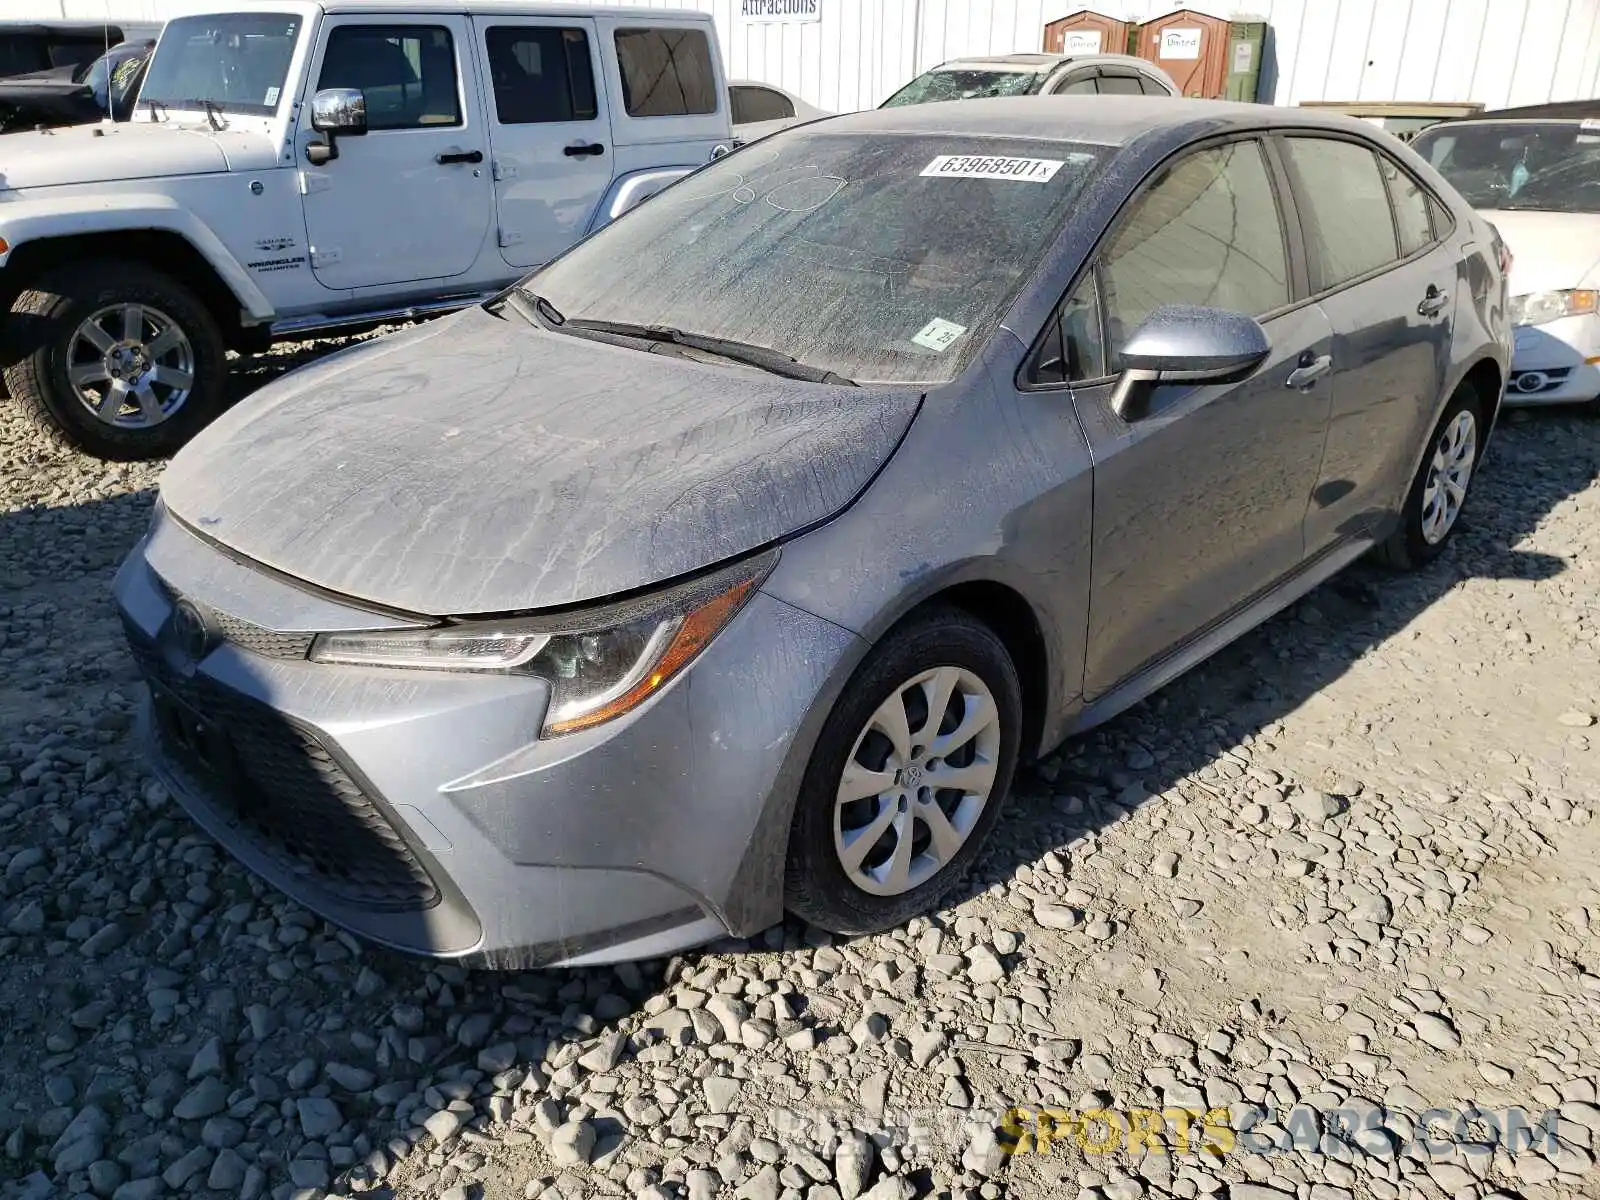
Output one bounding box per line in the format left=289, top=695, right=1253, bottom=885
left=295, top=16, right=493, bottom=291
left=1062, top=138, right=1335, bottom=699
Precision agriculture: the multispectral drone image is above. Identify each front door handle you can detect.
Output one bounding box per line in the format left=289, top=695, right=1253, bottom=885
left=1418, top=285, right=1450, bottom=317
left=1285, top=353, right=1333, bottom=391
left=564, top=142, right=606, bottom=157
left=437, top=149, right=484, bottom=165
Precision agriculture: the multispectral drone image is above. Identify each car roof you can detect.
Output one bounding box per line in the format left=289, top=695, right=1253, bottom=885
left=933, top=51, right=1155, bottom=74
left=1437, top=98, right=1600, bottom=124
left=817, top=94, right=1392, bottom=148
left=312, top=0, right=705, bottom=15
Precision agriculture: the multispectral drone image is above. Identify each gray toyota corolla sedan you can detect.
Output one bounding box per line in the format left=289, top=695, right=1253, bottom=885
left=114, top=97, right=1511, bottom=968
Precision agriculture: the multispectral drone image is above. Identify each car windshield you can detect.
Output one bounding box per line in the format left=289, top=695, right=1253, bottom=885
left=528, top=131, right=1106, bottom=385
left=880, top=67, right=1044, bottom=107
left=1412, top=120, right=1600, bottom=213
left=138, top=12, right=300, bottom=116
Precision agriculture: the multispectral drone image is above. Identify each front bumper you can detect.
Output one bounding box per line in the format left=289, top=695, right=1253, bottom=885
left=112, top=508, right=860, bottom=967
left=1507, top=316, right=1600, bottom=406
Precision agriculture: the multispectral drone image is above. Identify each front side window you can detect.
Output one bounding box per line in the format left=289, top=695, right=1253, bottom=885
left=1034, top=277, right=1107, bottom=385
left=1411, top=120, right=1600, bottom=214
left=1283, top=137, right=1399, bottom=291
left=1100, top=140, right=1289, bottom=358
left=318, top=25, right=460, bottom=130
left=531, top=131, right=1107, bottom=384
left=881, top=68, right=1043, bottom=107
left=1380, top=155, right=1434, bottom=258
left=138, top=12, right=301, bottom=116
left=731, top=85, right=794, bottom=125
left=614, top=28, right=716, bottom=117
left=484, top=26, right=596, bottom=124
left=1053, top=73, right=1098, bottom=95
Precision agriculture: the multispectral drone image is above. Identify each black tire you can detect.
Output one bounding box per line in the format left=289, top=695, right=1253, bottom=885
left=785, top=608, right=1023, bottom=936
left=2, top=260, right=228, bottom=460
left=1376, top=383, right=1486, bottom=570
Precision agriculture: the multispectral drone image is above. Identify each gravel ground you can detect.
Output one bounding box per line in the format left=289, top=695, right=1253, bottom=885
left=2, top=338, right=1599, bottom=1200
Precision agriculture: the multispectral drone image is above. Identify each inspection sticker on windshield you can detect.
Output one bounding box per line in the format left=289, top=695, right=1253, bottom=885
left=920, top=154, right=1065, bottom=183
left=912, top=317, right=968, bottom=352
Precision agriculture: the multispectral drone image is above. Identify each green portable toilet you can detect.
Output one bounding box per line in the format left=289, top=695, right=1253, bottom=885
left=1224, top=20, right=1267, bottom=102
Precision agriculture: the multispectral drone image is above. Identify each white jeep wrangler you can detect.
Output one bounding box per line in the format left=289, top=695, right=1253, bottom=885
left=0, top=0, right=734, bottom=459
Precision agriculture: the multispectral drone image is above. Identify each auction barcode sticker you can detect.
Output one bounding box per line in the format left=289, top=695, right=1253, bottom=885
left=920, top=155, right=1065, bottom=183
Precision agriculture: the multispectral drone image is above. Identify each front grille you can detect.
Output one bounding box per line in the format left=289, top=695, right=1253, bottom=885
left=125, top=622, right=439, bottom=912
left=151, top=574, right=313, bottom=660
left=212, top=609, right=315, bottom=660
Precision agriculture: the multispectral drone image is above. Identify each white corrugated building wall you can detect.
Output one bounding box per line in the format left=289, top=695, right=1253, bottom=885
left=12, top=0, right=1600, bottom=113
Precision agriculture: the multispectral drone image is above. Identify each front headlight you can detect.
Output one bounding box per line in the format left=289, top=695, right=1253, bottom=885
left=310, top=550, right=776, bottom=736
left=1510, top=289, right=1598, bottom=327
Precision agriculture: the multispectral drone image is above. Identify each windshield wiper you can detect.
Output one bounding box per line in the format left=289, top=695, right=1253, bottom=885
left=563, top=318, right=856, bottom=385
left=187, top=98, right=226, bottom=131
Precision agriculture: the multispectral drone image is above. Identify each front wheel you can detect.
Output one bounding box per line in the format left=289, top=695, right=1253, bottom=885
left=784, top=609, right=1023, bottom=936
left=1377, top=385, right=1485, bottom=570
left=3, top=261, right=228, bottom=460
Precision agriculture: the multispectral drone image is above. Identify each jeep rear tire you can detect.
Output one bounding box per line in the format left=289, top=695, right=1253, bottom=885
left=3, top=261, right=228, bottom=461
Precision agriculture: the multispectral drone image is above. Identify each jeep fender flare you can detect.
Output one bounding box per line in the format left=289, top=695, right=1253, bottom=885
left=0, top=192, right=275, bottom=326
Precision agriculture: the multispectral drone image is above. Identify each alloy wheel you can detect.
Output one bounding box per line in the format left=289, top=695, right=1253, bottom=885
left=66, top=302, right=196, bottom=429
left=833, top=665, right=1002, bottom=897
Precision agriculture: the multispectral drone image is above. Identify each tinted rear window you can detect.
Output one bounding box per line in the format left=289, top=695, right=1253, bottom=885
left=614, top=27, right=716, bottom=116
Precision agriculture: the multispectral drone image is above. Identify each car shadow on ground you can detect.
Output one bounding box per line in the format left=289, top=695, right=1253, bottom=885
left=0, top=404, right=1592, bottom=1197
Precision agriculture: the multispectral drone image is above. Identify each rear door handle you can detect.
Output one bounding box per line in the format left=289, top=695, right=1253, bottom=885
left=564, top=142, right=606, bottom=157
left=436, top=149, right=483, bottom=165
left=1285, top=353, right=1333, bottom=391
left=1418, top=285, right=1450, bottom=317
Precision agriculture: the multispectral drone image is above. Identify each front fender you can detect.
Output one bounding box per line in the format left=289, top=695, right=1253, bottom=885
left=0, top=192, right=274, bottom=324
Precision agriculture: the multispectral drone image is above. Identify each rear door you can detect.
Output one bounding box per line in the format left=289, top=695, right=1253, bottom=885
left=474, top=17, right=613, bottom=271
left=593, top=15, right=729, bottom=178
left=296, top=16, right=493, bottom=291
left=1058, top=138, right=1335, bottom=699
left=1279, top=135, right=1457, bottom=554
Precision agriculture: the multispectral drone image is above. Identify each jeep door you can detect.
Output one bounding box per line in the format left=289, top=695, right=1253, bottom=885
left=470, top=16, right=615, bottom=271
left=294, top=16, right=493, bottom=291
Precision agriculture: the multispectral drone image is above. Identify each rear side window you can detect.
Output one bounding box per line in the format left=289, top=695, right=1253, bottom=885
left=319, top=25, right=461, bottom=129
left=484, top=26, right=597, bottom=124
left=1380, top=155, right=1434, bottom=257
left=1097, top=74, right=1143, bottom=95
left=1284, top=137, right=1400, bottom=290
left=730, top=84, right=794, bottom=124
left=1138, top=75, right=1169, bottom=95
left=614, top=27, right=716, bottom=117
left=1053, top=73, right=1097, bottom=95
left=1100, top=139, right=1290, bottom=355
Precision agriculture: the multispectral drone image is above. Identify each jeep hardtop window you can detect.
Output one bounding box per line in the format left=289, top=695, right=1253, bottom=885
left=528, top=131, right=1105, bottom=384
left=138, top=12, right=301, bottom=117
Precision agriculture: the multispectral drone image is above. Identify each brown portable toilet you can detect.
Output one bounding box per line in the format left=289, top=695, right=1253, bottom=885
left=1043, top=9, right=1133, bottom=56
left=1135, top=8, right=1234, bottom=97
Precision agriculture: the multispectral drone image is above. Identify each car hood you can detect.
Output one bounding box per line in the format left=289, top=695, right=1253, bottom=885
left=157, top=307, right=921, bottom=616
left=1483, top=208, right=1600, bottom=294
left=0, top=120, right=275, bottom=187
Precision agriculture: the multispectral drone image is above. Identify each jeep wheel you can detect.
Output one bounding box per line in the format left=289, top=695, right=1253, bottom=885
left=3, top=261, right=228, bottom=460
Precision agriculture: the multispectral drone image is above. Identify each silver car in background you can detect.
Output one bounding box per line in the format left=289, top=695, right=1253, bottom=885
left=114, top=98, right=1510, bottom=967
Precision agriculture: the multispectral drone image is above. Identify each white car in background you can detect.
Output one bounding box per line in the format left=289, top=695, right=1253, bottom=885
left=729, top=78, right=829, bottom=142
left=879, top=51, right=1178, bottom=107
left=1412, top=101, right=1600, bottom=407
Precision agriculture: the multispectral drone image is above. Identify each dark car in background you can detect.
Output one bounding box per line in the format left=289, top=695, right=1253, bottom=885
left=0, top=37, right=154, bottom=132
left=0, top=21, right=144, bottom=80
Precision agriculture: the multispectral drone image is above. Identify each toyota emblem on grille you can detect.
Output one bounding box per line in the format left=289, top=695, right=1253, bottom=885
left=171, top=600, right=214, bottom=664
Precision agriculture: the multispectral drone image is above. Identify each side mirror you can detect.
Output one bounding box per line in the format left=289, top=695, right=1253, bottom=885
left=307, top=87, right=366, bottom=164
left=1110, top=304, right=1271, bottom=419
